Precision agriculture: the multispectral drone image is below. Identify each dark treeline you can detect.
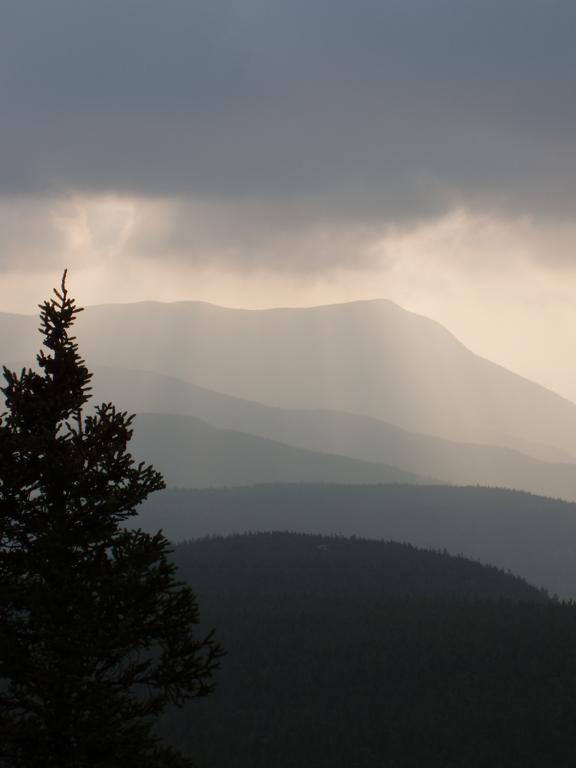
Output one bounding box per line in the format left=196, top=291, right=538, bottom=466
left=159, top=533, right=576, bottom=768
left=139, top=483, right=576, bottom=598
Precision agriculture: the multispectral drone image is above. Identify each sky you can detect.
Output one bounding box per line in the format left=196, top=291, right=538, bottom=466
left=2, top=1, right=576, bottom=399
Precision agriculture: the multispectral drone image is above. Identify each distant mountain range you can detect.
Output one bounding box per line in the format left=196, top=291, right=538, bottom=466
left=127, top=413, right=426, bottom=488
left=3, top=298, right=576, bottom=462
left=5, top=298, right=576, bottom=501
left=84, top=365, right=576, bottom=501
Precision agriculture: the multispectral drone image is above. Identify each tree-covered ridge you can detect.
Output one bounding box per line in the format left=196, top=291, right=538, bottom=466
left=139, top=483, right=576, bottom=598
left=173, top=532, right=546, bottom=603
left=161, top=533, right=576, bottom=768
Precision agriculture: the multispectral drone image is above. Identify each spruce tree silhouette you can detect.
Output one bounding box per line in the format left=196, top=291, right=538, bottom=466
left=0, top=273, right=223, bottom=768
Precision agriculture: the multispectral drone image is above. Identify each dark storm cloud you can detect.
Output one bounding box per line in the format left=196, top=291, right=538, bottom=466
left=1, top=0, right=575, bottom=225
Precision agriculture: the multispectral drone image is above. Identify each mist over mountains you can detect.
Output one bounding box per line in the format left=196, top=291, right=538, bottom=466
left=4, top=297, right=576, bottom=502
left=74, top=299, right=576, bottom=460
left=128, top=413, right=426, bottom=488
left=5, top=280, right=576, bottom=764
left=3, top=298, right=576, bottom=461
left=4, top=2, right=576, bottom=763
left=85, top=366, right=576, bottom=501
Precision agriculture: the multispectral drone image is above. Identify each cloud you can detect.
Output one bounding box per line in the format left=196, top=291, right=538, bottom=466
left=0, top=198, right=72, bottom=272
left=1, top=0, right=575, bottom=233
left=3, top=193, right=576, bottom=284
left=0, top=194, right=385, bottom=275
left=0, top=196, right=138, bottom=272
left=4, top=197, right=576, bottom=403
left=123, top=197, right=386, bottom=273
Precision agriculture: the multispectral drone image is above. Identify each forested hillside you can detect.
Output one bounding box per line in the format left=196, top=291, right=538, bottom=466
left=139, top=483, right=576, bottom=598
left=160, top=533, right=576, bottom=768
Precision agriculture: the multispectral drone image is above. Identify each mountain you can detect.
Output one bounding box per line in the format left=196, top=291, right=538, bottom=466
left=128, top=413, right=427, bottom=488
left=161, top=533, right=576, bottom=768
left=5, top=356, right=576, bottom=500
left=76, top=299, right=576, bottom=459
left=138, top=484, right=576, bottom=599
left=173, top=531, right=546, bottom=603
left=3, top=299, right=576, bottom=460
left=85, top=365, right=576, bottom=501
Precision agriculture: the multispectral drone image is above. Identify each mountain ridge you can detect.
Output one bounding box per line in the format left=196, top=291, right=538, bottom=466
left=90, top=366, right=576, bottom=500
left=129, top=412, right=430, bottom=488
left=138, top=483, right=576, bottom=599
left=5, top=361, right=576, bottom=500
left=3, top=297, right=576, bottom=461
left=163, top=532, right=576, bottom=768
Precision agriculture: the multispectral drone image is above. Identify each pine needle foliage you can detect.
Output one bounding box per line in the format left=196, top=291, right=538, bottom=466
left=0, top=273, right=223, bottom=768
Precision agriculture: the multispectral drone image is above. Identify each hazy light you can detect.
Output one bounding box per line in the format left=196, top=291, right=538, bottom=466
left=2, top=195, right=576, bottom=401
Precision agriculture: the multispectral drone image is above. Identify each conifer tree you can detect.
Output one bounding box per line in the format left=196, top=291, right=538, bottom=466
left=0, top=273, right=223, bottom=768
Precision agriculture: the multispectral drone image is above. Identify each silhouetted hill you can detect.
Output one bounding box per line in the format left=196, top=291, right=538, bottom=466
left=138, top=483, right=576, bottom=598
left=174, top=532, right=544, bottom=602
left=128, top=413, right=427, bottom=487
left=160, top=533, right=576, bottom=768
left=85, top=365, right=576, bottom=501
left=3, top=298, right=576, bottom=459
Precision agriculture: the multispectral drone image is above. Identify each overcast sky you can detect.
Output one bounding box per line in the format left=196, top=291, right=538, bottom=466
left=2, top=1, right=576, bottom=399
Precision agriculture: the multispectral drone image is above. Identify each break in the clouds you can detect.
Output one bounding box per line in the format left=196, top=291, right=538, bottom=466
left=1, top=0, right=576, bottom=236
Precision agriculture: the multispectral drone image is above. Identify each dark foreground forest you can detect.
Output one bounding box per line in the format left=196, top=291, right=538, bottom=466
left=159, top=533, right=576, bottom=768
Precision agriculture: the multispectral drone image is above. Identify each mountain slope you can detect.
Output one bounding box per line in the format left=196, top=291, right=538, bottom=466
left=138, top=484, right=576, bottom=599
left=176, top=531, right=546, bottom=605
left=85, top=365, right=576, bottom=501
left=128, top=413, right=427, bottom=488
left=5, top=359, right=576, bottom=500
left=71, top=298, right=576, bottom=459
left=4, top=297, right=576, bottom=459
left=162, top=533, right=576, bottom=768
